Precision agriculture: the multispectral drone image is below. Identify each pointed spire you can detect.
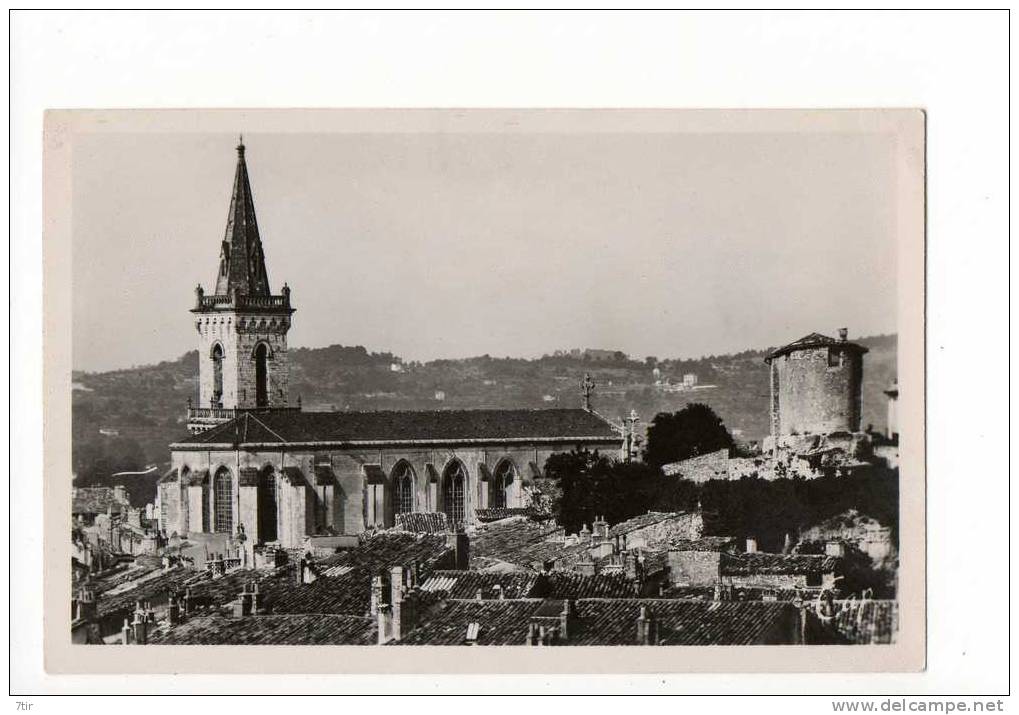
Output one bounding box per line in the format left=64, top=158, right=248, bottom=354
left=215, top=138, right=270, bottom=297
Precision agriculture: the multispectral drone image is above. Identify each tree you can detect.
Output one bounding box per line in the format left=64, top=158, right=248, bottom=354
left=644, top=403, right=734, bottom=468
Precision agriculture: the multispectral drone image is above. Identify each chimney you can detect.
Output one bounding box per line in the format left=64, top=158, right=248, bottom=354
left=121, top=618, right=132, bottom=645
left=838, top=328, right=848, bottom=343
left=167, top=596, right=181, bottom=626
left=782, top=533, right=794, bottom=554
left=559, top=600, right=576, bottom=641
left=745, top=537, right=758, bottom=554
left=465, top=622, right=480, bottom=646
left=636, top=605, right=658, bottom=645
left=131, top=609, right=148, bottom=645
left=76, top=586, right=97, bottom=622
left=592, top=516, right=609, bottom=540
left=251, top=581, right=266, bottom=615
left=445, top=532, right=470, bottom=570
left=113, top=485, right=128, bottom=504
left=389, top=565, right=404, bottom=642
left=526, top=622, right=539, bottom=646
left=182, top=587, right=194, bottom=615
left=370, top=574, right=385, bottom=616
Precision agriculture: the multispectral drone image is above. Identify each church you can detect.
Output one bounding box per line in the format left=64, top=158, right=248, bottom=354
left=158, top=140, right=623, bottom=548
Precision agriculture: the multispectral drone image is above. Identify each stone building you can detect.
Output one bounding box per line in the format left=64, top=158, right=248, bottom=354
left=763, top=329, right=868, bottom=452
left=159, top=140, right=623, bottom=548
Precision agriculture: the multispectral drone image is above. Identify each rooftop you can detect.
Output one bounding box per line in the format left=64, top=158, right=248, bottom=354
left=765, top=332, right=869, bottom=362
left=173, top=408, right=621, bottom=448
left=721, top=552, right=841, bottom=576
left=149, top=613, right=376, bottom=645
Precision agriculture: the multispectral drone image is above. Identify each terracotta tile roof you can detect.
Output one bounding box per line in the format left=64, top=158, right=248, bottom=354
left=567, top=599, right=799, bottom=645
left=149, top=613, right=376, bottom=645
left=420, top=570, right=540, bottom=599
left=474, top=507, right=546, bottom=523
left=174, top=408, right=622, bottom=447
left=666, top=537, right=739, bottom=552
left=95, top=568, right=196, bottom=620
left=395, top=599, right=545, bottom=645
left=535, top=572, right=640, bottom=599
left=721, top=553, right=840, bottom=576
left=830, top=599, right=898, bottom=644
left=608, top=511, right=688, bottom=537
left=317, top=532, right=454, bottom=574
left=765, top=332, right=869, bottom=362
left=394, top=512, right=450, bottom=534
left=396, top=598, right=799, bottom=646
left=469, top=517, right=562, bottom=562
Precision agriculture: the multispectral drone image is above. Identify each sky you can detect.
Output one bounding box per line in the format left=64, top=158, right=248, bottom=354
left=71, top=129, right=897, bottom=372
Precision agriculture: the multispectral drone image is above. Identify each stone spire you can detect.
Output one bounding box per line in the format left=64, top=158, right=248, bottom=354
left=214, top=137, right=271, bottom=297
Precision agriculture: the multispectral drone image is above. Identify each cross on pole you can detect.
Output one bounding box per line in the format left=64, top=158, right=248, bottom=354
left=623, top=409, right=641, bottom=461
left=581, top=373, right=596, bottom=411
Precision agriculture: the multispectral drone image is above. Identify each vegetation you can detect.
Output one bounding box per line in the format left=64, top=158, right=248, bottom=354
left=643, top=403, right=735, bottom=467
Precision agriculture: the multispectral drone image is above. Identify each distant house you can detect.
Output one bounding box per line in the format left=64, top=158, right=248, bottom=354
left=72, top=486, right=131, bottom=524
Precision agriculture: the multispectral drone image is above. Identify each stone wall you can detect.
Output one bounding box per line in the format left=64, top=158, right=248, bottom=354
left=770, top=346, right=864, bottom=438
left=195, top=310, right=291, bottom=409
left=168, top=442, right=598, bottom=545
left=667, top=550, right=722, bottom=586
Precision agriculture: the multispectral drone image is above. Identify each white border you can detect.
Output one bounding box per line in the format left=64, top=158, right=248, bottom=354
left=10, top=9, right=1011, bottom=698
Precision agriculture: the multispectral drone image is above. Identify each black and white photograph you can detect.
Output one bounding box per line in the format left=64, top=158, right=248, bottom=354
left=11, top=9, right=1009, bottom=703
left=57, top=110, right=921, bottom=655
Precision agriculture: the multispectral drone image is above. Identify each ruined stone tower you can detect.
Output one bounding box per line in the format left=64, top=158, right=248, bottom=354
left=187, top=139, right=296, bottom=433
left=763, top=328, right=867, bottom=448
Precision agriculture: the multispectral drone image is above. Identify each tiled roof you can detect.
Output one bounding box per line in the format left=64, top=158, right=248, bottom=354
left=830, top=599, right=898, bottom=644
left=420, top=570, right=540, bottom=600
left=95, top=568, right=196, bottom=619
left=667, top=537, right=739, bottom=552
left=149, top=613, right=377, bottom=645
left=394, top=512, right=450, bottom=534
left=535, top=572, right=639, bottom=599
left=765, top=332, right=869, bottom=361
left=174, top=408, right=621, bottom=447
left=395, top=599, right=545, bottom=645
left=475, top=507, right=545, bottom=523
left=317, top=532, right=453, bottom=574
left=567, top=599, right=798, bottom=645
left=721, top=553, right=840, bottom=576
left=608, top=511, right=686, bottom=537
left=396, top=598, right=798, bottom=646
left=469, top=518, right=588, bottom=571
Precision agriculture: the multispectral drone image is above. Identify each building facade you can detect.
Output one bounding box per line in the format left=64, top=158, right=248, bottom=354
left=160, top=141, right=623, bottom=546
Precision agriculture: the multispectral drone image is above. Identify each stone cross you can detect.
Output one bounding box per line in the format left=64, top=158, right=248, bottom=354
left=581, top=373, right=596, bottom=411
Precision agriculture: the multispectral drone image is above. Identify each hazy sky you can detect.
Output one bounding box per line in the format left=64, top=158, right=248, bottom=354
left=72, top=130, right=897, bottom=372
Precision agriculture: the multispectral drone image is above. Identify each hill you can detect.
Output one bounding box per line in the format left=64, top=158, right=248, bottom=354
left=71, top=335, right=897, bottom=500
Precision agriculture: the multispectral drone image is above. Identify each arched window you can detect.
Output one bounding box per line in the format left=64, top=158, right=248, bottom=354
left=257, top=467, right=278, bottom=543
left=442, top=461, right=468, bottom=528
left=211, top=343, right=224, bottom=406
left=254, top=343, right=269, bottom=407
left=213, top=467, right=233, bottom=533
left=392, top=462, right=414, bottom=517
left=179, top=467, right=191, bottom=533
left=491, top=460, right=516, bottom=509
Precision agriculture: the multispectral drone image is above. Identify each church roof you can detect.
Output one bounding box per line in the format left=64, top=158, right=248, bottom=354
left=172, top=408, right=622, bottom=448
left=765, top=332, right=869, bottom=362
left=213, top=139, right=271, bottom=297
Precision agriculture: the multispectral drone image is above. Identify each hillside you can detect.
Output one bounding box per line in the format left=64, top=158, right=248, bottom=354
left=71, top=335, right=897, bottom=498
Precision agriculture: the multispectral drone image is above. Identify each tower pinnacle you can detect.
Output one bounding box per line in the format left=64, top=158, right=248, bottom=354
left=215, top=138, right=268, bottom=296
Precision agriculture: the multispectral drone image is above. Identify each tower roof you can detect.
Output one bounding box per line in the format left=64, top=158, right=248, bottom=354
left=214, top=138, right=271, bottom=297
left=764, top=331, right=869, bottom=363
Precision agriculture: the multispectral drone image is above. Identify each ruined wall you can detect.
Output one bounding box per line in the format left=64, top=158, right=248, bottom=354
left=770, top=346, right=864, bottom=438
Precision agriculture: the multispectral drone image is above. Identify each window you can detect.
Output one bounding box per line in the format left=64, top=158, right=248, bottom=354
left=257, top=468, right=278, bottom=543
left=392, top=463, right=414, bottom=517
left=211, top=343, right=224, bottom=405
left=442, top=461, right=468, bottom=527
left=491, top=460, right=516, bottom=509
left=213, top=468, right=233, bottom=533
left=827, top=348, right=843, bottom=368
left=254, top=343, right=269, bottom=407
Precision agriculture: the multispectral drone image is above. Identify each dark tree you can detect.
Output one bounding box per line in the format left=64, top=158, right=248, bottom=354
left=644, top=403, right=734, bottom=468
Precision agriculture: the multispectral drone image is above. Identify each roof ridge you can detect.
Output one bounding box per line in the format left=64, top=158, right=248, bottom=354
left=246, top=411, right=289, bottom=443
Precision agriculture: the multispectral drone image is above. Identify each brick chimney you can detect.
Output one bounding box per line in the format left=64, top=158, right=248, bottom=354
left=636, top=605, right=658, bottom=645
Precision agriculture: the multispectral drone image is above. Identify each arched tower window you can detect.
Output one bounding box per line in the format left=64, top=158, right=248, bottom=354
left=254, top=343, right=269, bottom=407
left=392, top=462, right=415, bottom=517
left=257, top=467, right=278, bottom=543
left=211, top=343, right=224, bottom=406
left=213, top=467, right=233, bottom=533
left=491, top=460, right=516, bottom=509
left=442, top=461, right=468, bottom=528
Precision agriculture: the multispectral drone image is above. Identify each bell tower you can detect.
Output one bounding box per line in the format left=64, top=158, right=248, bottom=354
left=187, top=138, right=296, bottom=433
